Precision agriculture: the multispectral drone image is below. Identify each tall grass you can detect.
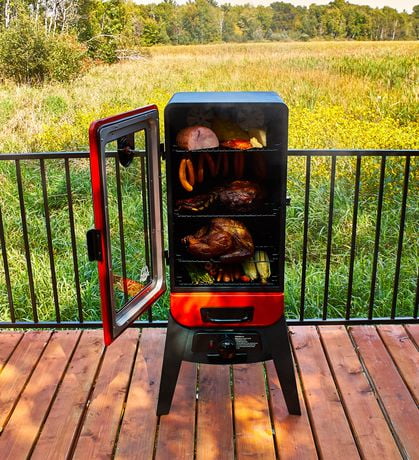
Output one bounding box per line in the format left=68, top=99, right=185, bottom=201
left=0, top=41, right=418, bottom=322
left=1, top=41, right=418, bottom=153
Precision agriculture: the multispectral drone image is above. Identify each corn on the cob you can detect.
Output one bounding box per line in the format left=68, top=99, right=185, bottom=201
left=254, top=250, right=270, bottom=284
left=248, top=128, right=267, bottom=147
left=242, top=258, right=258, bottom=281
left=250, top=137, right=263, bottom=148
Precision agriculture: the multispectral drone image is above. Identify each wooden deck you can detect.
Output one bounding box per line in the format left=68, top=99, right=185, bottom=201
left=0, top=325, right=417, bottom=459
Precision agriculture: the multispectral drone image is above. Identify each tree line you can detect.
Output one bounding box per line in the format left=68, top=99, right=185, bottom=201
left=0, top=0, right=418, bottom=82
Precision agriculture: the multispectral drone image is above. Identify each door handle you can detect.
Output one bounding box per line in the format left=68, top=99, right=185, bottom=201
left=86, top=229, right=102, bottom=261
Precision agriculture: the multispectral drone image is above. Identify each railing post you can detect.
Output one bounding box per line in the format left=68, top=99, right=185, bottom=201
left=40, top=158, right=60, bottom=323
left=299, top=155, right=311, bottom=322
left=15, top=159, right=38, bottom=322
left=346, top=155, right=362, bottom=320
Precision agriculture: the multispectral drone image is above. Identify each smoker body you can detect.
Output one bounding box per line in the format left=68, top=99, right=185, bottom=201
left=87, top=92, right=300, bottom=417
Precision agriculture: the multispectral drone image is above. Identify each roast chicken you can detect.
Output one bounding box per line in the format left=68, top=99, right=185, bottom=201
left=176, top=180, right=264, bottom=212
left=182, top=218, right=254, bottom=263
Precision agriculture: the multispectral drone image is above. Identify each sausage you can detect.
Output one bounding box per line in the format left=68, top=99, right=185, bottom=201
left=185, top=158, right=195, bottom=186
left=234, top=152, right=244, bottom=178
left=203, top=153, right=217, bottom=177
left=222, top=153, right=229, bottom=177
left=253, top=155, right=267, bottom=180
left=215, top=153, right=222, bottom=176
left=197, top=154, right=204, bottom=183
left=238, top=152, right=245, bottom=177
left=179, top=159, right=193, bottom=192
left=234, top=153, right=239, bottom=177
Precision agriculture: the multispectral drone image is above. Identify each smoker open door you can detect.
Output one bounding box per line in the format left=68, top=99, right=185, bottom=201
left=87, top=106, right=166, bottom=345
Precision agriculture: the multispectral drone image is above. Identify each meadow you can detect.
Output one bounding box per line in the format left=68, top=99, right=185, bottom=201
left=0, top=41, right=418, bottom=323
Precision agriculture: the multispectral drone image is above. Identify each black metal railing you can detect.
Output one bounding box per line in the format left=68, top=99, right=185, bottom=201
left=287, top=150, right=417, bottom=325
left=0, top=149, right=417, bottom=329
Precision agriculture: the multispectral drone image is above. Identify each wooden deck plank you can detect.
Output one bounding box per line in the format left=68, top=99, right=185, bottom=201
left=72, top=328, right=138, bottom=460
left=0, top=332, right=22, bottom=372
left=115, top=328, right=166, bottom=460
left=0, top=331, right=51, bottom=432
left=155, top=362, right=197, bottom=460
left=377, top=325, right=419, bottom=402
left=196, top=364, right=234, bottom=460
left=350, top=326, right=419, bottom=459
left=31, top=330, right=104, bottom=460
left=0, top=325, right=417, bottom=459
left=265, top=360, right=317, bottom=460
left=319, top=325, right=401, bottom=459
left=404, top=324, right=419, bottom=347
left=289, top=326, right=360, bottom=460
left=233, top=363, right=276, bottom=460
left=0, top=330, right=80, bottom=460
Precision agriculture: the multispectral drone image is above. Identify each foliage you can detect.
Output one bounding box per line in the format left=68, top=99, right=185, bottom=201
left=0, top=17, right=86, bottom=84
left=0, top=0, right=418, bottom=61
left=46, top=34, right=88, bottom=82
left=80, top=0, right=126, bottom=63
left=0, top=18, right=49, bottom=84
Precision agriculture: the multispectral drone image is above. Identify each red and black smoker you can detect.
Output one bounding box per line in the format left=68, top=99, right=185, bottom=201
left=87, top=92, right=301, bottom=416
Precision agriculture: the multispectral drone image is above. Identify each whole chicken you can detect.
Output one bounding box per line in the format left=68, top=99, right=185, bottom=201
left=182, top=218, right=254, bottom=263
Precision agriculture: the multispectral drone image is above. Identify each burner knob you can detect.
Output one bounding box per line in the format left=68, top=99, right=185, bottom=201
left=218, top=337, right=236, bottom=359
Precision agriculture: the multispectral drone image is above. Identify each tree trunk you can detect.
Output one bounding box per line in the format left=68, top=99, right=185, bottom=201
left=392, top=20, right=398, bottom=40
left=4, top=0, right=11, bottom=28
left=35, top=0, right=40, bottom=25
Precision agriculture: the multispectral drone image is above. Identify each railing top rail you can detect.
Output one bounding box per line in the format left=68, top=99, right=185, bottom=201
left=0, top=151, right=146, bottom=161
left=0, top=152, right=91, bottom=160
left=0, top=149, right=417, bottom=161
left=288, top=149, right=418, bottom=157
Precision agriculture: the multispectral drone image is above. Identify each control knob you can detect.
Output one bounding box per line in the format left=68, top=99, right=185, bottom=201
left=217, top=336, right=236, bottom=359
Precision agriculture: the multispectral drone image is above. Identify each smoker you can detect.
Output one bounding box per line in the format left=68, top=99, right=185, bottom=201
left=87, top=92, right=301, bottom=416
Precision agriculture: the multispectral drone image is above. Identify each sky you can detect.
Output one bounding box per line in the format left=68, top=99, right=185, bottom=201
left=136, top=0, right=416, bottom=13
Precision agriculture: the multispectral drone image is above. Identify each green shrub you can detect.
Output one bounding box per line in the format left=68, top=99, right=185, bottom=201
left=0, top=18, right=48, bottom=84
left=46, top=34, right=87, bottom=82
left=85, top=36, right=119, bottom=64
left=0, top=18, right=87, bottom=84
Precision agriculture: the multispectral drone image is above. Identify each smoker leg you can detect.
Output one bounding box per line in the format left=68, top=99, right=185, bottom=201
left=265, top=316, right=301, bottom=415
left=156, top=314, right=188, bottom=416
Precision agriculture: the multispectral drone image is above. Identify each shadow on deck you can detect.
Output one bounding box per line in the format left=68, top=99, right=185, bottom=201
left=0, top=325, right=418, bottom=459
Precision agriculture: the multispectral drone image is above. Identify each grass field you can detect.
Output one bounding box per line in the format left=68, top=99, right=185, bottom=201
left=0, top=41, right=418, bottom=323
